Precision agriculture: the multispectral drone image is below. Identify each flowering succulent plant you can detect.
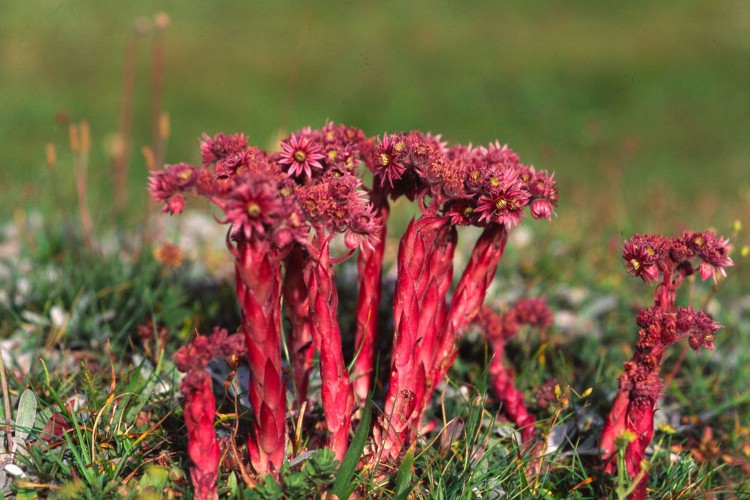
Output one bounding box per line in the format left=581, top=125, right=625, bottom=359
left=600, top=231, right=732, bottom=500
left=150, top=123, right=557, bottom=493
left=368, top=133, right=557, bottom=460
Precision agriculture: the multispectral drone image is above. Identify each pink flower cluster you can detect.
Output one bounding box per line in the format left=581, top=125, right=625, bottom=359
left=149, top=123, right=557, bottom=493
left=372, top=133, right=557, bottom=225
left=602, top=231, right=731, bottom=500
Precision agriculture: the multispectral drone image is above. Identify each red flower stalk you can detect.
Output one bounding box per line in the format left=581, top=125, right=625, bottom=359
left=296, top=167, right=381, bottom=461
left=304, top=238, right=355, bottom=461
left=428, top=223, right=508, bottom=412
left=477, top=299, right=553, bottom=442
left=233, top=237, right=288, bottom=475
left=150, top=140, right=306, bottom=476
left=283, top=245, right=315, bottom=405
left=175, top=328, right=245, bottom=500
left=373, top=215, right=457, bottom=461
left=351, top=194, right=389, bottom=404
left=601, top=231, right=731, bottom=499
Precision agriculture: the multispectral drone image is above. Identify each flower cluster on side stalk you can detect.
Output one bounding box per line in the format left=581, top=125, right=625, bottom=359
left=600, top=231, right=731, bottom=500
left=368, top=133, right=557, bottom=460
left=476, top=298, right=553, bottom=443
left=174, top=328, right=245, bottom=500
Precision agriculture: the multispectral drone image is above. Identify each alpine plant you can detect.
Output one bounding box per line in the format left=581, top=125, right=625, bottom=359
left=369, top=133, right=557, bottom=460
left=150, top=123, right=557, bottom=492
left=600, top=231, right=732, bottom=500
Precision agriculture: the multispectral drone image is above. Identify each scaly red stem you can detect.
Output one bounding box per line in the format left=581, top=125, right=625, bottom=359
left=304, top=237, right=355, bottom=461
left=426, top=224, right=508, bottom=413
left=283, top=245, right=314, bottom=406
left=235, top=238, right=286, bottom=476
left=375, top=216, right=456, bottom=461
left=181, top=371, right=219, bottom=500
left=351, top=198, right=389, bottom=404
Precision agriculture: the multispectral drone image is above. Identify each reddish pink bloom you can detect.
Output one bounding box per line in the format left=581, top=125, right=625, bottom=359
left=279, top=133, right=325, bottom=178
left=201, top=132, right=248, bottom=167
left=223, top=177, right=285, bottom=241
left=475, top=184, right=530, bottom=227
left=622, top=234, right=662, bottom=284
left=683, top=231, right=734, bottom=283
left=373, top=133, right=407, bottom=188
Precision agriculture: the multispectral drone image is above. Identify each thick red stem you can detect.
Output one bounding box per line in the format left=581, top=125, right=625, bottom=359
left=352, top=201, right=389, bottom=404
left=304, top=238, right=354, bottom=461
left=182, top=371, right=219, bottom=500
left=283, top=246, right=314, bottom=406
left=375, top=216, right=456, bottom=461
left=425, top=224, right=508, bottom=419
left=235, top=239, right=286, bottom=476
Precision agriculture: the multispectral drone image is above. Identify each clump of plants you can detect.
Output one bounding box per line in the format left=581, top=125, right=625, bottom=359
left=149, top=122, right=558, bottom=496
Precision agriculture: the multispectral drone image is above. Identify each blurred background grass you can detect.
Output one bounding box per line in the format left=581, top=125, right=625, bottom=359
left=2, top=0, right=749, bottom=234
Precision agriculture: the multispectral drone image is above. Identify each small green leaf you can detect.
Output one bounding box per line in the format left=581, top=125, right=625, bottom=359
left=15, top=389, right=37, bottom=443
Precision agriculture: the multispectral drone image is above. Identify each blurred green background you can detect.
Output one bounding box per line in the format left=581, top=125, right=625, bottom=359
left=2, top=0, right=749, bottom=230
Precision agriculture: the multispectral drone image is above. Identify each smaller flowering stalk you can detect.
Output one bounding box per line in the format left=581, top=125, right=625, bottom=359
left=296, top=167, right=381, bottom=461
left=476, top=299, right=552, bottom=442
left=283, top=123, right=378, bottom=459
left=601, top=231, right=731, bottom=500
left=175, top=328, right=245, bottom=500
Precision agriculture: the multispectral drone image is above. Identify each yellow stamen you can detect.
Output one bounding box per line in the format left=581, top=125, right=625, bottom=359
left=247, top=202, right=261, bottom=217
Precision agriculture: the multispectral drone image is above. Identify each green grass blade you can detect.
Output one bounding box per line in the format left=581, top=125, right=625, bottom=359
left=331, top=392, right=372, bottom=498
left=393, top=450, right=415, bottom=500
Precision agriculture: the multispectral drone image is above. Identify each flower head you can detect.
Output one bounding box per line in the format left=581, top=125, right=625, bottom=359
left=683, top=231, right=734, bottom=283
left=373, top=133, right=408, bottom=189
left=279, top=133, right=326, bottom=179
left=622, top=234, right=663, bottom=283
left=201, top=133, right=249, bottom=167
left=148, top=162, right=198, bottom=214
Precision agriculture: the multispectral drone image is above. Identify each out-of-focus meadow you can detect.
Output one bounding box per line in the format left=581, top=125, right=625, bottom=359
left=3, top=1, right=749, bottom=233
